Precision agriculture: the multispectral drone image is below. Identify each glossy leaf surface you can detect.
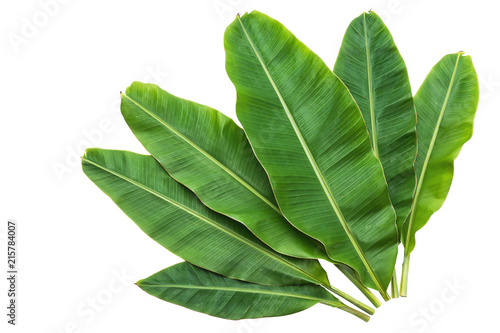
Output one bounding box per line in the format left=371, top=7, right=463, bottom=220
left=334, top=11, right=417, bottom=234
left=82, top=148, right=329, bottom=286
left=137, top=262, right=352, bottom=320
left=402, top=53, right=479, bottom=255
left=225, top=11, right=398, bottom=294
left=121, top=82, right=328, bottom=260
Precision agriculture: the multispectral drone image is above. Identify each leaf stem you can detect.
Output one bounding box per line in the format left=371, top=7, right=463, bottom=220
left=400, top=255, right=410, bottom=297
left=336, top=264, right=382, bottom=307
left=391, top=267, right=399, bottom=298
left=379, top=289, right=391, bottom=301
left=323, top=284, right=375, bottom=315
left=334, top=304, right=371, bottom=322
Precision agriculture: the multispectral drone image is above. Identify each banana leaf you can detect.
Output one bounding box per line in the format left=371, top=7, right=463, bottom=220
left=333, top=10, right=417, bottom=297
left=334, top=11, right=417, bottom=235
left=400, top=52, right=479, bottom=295
left=402, top=52, right=479, bottom=256
left=82, top=148, right=328, bottom=287
left=137, top=261, right=369, bottom=321
left=224, top=11, right=398, bottom=299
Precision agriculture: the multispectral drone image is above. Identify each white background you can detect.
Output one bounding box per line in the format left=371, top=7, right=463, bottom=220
left=1, top=0, right=499, bottom=332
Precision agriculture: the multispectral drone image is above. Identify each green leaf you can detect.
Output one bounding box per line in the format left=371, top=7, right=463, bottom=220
left=81, top=148, right=330, bottom=287
left=402, top=53, right=479, bottom=256
left=137, top=262, right=370, bottom=321
left=334, top=11, right=417, bottom=235
left=224, top=11, right=398, bottom=296
left=120, top=82, right=328, bottom=260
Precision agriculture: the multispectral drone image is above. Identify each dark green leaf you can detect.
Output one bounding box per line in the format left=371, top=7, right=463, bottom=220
left=82, top=148, right=329, bottom=286
left=137, top=262, right=370, bottom=321
left=334, top=11, right=417, bottom=235
left=402, top=53, right=479, bottom=255
left=224, top=11, right=398, bottom=296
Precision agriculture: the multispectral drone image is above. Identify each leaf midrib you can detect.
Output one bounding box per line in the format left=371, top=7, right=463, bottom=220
left=138, top=283, right=340, bottom=306
left=363, top=12, right=379, bottom=158
left=404, top=52, right=463, bottom=252
left=82, top=156, right=321, bottom=285
left=236, top=15, right=385, bottom=293
left=121, top=93, right=281, bottom=214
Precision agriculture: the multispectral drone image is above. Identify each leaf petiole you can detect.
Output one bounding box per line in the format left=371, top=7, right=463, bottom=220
left=336, top=264, right=382, bottom=307
left=332, top=304, right=371, bottom=322
left=391, top=268, right=399, bottom=298
left=400, top=255, right=410, bottom=297
left=323, top=284, right=375, bottom=315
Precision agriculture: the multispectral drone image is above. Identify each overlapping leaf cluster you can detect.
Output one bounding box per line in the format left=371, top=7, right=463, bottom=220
left=82, top=10, right=479, bottom=322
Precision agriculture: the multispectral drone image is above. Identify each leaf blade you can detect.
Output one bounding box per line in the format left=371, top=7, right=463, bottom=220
left=334, top=11, right=417, bottom=234
left=137, top=262, right=346, bottom=320
left=402, top=52, right=479, bottom=255
left=224, top=11, right=398, bottom=293
left=82, top=148, right=330, bottom=286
